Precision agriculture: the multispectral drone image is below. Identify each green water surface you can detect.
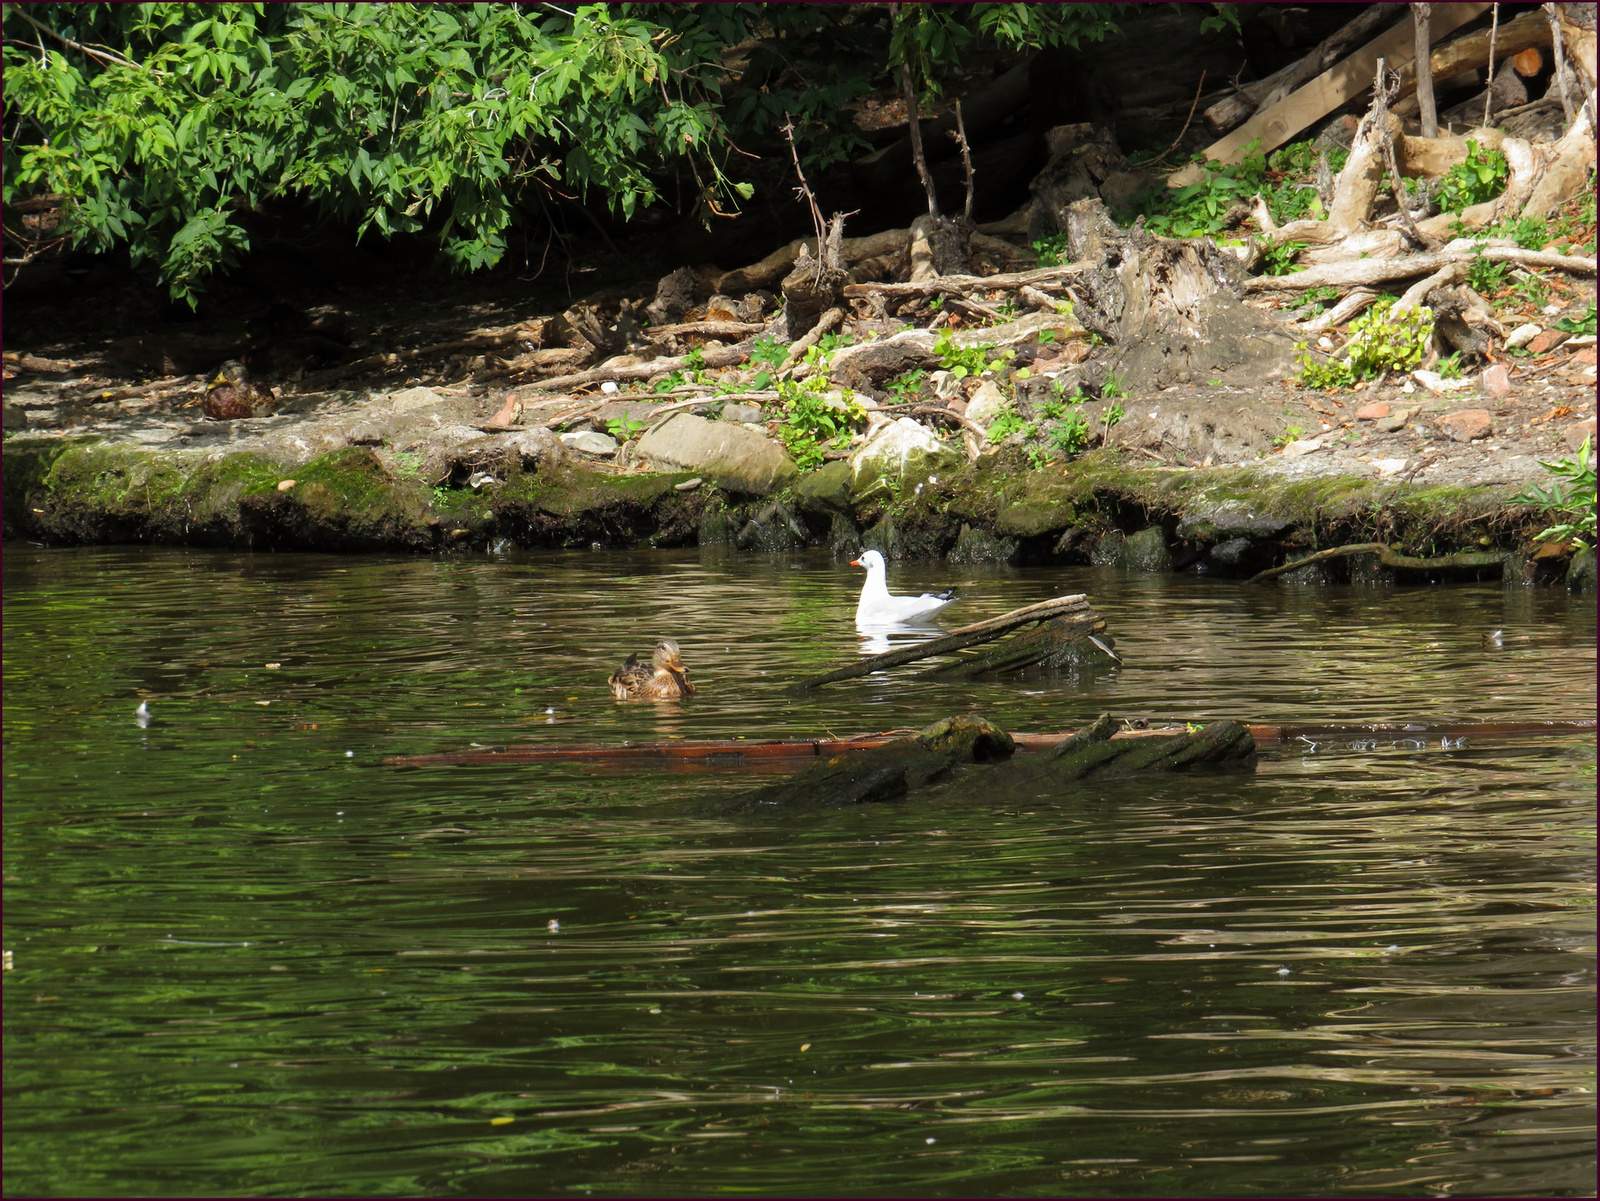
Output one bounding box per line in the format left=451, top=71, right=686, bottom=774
left=4, top=545, right=1595, bottom=1197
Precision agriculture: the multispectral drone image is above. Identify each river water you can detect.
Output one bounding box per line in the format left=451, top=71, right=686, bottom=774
left=4, top=545, right=1595, bottom=1197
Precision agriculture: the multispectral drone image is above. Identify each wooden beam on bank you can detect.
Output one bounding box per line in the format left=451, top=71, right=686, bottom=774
left=1203, top=3, right=1490, bottom=164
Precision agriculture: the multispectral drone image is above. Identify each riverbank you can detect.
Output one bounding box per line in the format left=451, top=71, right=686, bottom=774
left=4, top=357, right=1594, bottom=589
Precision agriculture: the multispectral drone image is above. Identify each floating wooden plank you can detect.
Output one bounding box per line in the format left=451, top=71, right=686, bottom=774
left=1204, top=3, right=1490, bottom=165
left=383, top=719, right=1597, bottom=769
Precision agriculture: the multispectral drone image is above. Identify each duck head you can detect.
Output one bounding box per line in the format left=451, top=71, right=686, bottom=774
left=652, top=639, right=687, bottom=672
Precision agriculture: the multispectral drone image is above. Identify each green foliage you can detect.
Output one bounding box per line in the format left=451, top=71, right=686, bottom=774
left=1100, top=371, right=1127, bottom=400
left=1034, top=231, right=1070, bottom=268
left=1046, top=409, right=1090, bottom=456
left=1296, top=298, right=1433, bottom=389
left=605, top=417, right=645, bottom=441
left=775, top=377, right=863, bottom=471
left=933, top=331, right=996, bottom=380
left=1299, top=285, right=1340, bottom=312
left=1464, top=248, right=1509, bottom=294
left=885, top=368, right=926, bottom=403
left=1272, top=423, right=1307, bottom=448
left=984, top=399, right=1031, bottom=444
left=1436, top=352, right=1464, bottom=379
left=1512, top=271, right=1549, bottom=310
left=746, top=334, right=788, bottom=390
left=1435, top=140, right=1509, bottom=213
left=801, top=330, right=854, bottom=372
left=6, top=3, right=1125, bottom=303
left=1516, top=437, right=1596, bottom=549
left=1557, top=303, right=1597, bottom=336
left=1119, top=137, right=1338, bottom=240
left=890, top=2, right=1120, bottom=103
left=1262, top=240, right=1306, bottom=276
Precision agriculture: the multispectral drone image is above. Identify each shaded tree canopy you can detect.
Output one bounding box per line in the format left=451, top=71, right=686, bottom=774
left=2, top=1, right=1126, bottom=302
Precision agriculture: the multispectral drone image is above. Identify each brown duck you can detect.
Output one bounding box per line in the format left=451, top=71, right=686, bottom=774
left=204, top=360, right=278, bottom=419
left=609, top=639, right=696, bottom=700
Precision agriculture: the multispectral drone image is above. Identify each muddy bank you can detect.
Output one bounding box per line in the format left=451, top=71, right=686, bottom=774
left=4, top=371, right=1592, bottom=589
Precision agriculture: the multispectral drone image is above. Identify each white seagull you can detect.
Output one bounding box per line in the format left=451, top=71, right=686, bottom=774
left=850, top=549, right=958, bottom=626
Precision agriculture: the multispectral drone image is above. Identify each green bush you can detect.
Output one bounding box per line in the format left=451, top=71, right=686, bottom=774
left=775, top=377, right=863, bottom=471
left=1435, top=140, right=1509, bottom=213
left=1297, top=297, right=1433, bottom=389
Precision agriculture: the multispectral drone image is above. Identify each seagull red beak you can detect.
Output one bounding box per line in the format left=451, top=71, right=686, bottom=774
left=849, top=558, right=862, bottom=567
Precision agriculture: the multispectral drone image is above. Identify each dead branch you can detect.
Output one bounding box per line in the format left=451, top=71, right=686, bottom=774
left=1300, top=288, right=1379, bottom=331
left=1245, top=243, right=1595, bottom=294
left=1483, top=3, right=1501, bottom=129
left=1546, top=3, right=1578, bottom=121
left=647, top=320, right=766, bottom=341
left=780, top=114, right=825, bottom=260
left=842, top=262, right=1085, bottom=299
left=523, top=339, right=756, bottom=392
left=779, top=306, right=845, bottom=373
left=952, top=99, right=975, bottom=222
left=1145, top=70, right=1207, bottom=167
left=894, top=12, right=941, bottom=219
left=1412, top=4, right=1438, bottom=137
left=1374, top=59, right=1440, bottom=250
left=1393, top=262, right=1464, bottom=312
left=1248, top=542, right=1506, bottom=584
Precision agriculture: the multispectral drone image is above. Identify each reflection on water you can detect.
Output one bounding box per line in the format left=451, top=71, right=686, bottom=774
left=3, top=545, right=1595, bottom=1198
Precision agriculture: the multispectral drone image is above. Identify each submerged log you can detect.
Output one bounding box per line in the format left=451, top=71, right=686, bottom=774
left=725, top=715, right=1016, bottom=813
left=727, top=713, right=1259, bottom=812
left=383, top=719, right=1599, bottom=770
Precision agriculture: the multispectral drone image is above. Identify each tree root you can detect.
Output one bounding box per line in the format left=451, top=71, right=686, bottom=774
left=1247, top=542, right=1508, bottom=584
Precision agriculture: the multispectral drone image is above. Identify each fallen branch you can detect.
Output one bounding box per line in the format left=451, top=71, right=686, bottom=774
left=842, top=262, right=1085, bottom=299
left=792, top=594, right=1099, bottom=691
left=522, top=338, right=757, bottom=392
left=1245, top=243, right=1596, bottom=293
left=1247, top=542, right=1507, bottom=584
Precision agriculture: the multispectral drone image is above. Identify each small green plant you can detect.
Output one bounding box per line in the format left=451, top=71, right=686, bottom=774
left=1436, top=352, right=1464, bottom=379
left=747, top=334, right=788, bottom=389
left=1272, top=423, right=1307, bottom=448
left=1464, top=248, right=1509, bottom=294
left=775, top=377, right=864, bottom=471
left=1101, top=400, right=1124, bottom=441
left=985, top=399, right=1032, bottom=444
left=1512, top=271, right=1549, bottom=310
left=1516, top=436, right=1596, bottom=549
left=885, top=368, right=926, bottom=403
left=1034, top=231, right=1070, bottom=268
left=1046, top=409, right=1089, bottom=456
left=1100, top=371, right=1127, bottom=400
left=1557, top=302, right=1597, bottom=336
left=801, top=330, right=854, bottom=372
left=1262, top=240, right=1307, bottom=276
left=1435, top=140, right=1509, bottom=212
left=605, top=417, right=646, bottom=441
left=1296, top=297, right=1434, bottom=388
left=934, top=330, right=995, bottom=379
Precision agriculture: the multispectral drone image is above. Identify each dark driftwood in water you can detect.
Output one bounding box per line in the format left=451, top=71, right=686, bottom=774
left=383, top=719, right=1597, bottom=769
left=791, top=594, right=1100, bottom=691
left=728, top=713, right=1258, bottom=812
left=725, top=715, right=1016, bottom=813
left=985, top=714, right=1257, bottom=793
left=1248, top=542, right=1508, bottom=584
left=928, top=613, right=1112, bottom=677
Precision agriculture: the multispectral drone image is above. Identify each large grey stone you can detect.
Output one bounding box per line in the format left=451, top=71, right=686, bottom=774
left=634, top=411, right=797, bottom=495
left=792, top=459, right=854, bottom=519
left=391, top=386, right=447, bottom=413
left=848, top=417, right=963, bottom=504
left=560, top=430, right=620, bottom=456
